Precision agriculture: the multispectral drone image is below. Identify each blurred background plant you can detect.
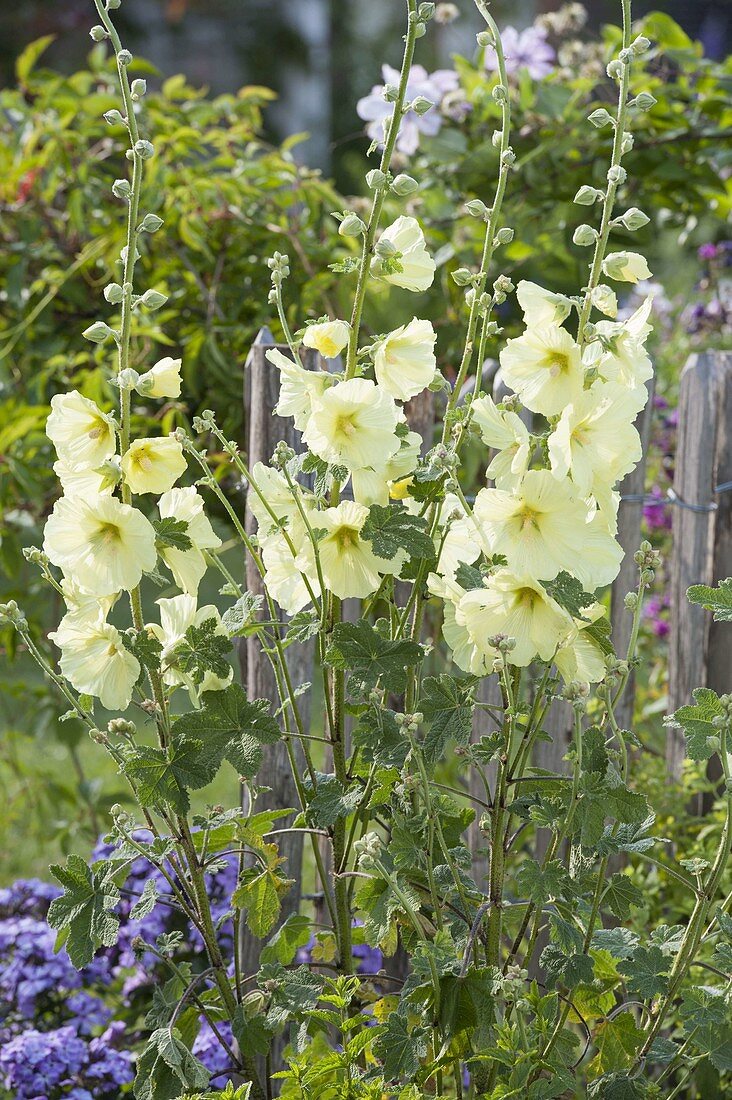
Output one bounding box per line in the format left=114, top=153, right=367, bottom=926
left=0, top=3, right=729, bottom=886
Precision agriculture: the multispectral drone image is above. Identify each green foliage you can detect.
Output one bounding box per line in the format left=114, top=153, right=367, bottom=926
left=47, top=855, right=121, bottom=968
left=325, top=619, right=422, bottom=695
left=361, top=504, right=435, bottom=565
left=687, top=578, right=732, bottom=621
left=135, top=1027, right=210, bottom=1100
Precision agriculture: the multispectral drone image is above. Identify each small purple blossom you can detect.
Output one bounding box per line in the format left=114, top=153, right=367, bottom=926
left=0, top=1022, right=132, bottom=1100
left=485, top=25, right=556, bottom=80
left=643, top=487, right=671, bottom=533
left=193, top=1017, right=235, bottom=1078
left=357, top=64, right=461, bottom=154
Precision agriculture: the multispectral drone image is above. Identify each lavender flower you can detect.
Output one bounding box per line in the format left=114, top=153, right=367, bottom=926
left=484, top=25, right=556, bottom=80
left=0, top=1023, right=133, bottom=1099
left=357, top=64, right=461, bottom=155
left=193, top=1017, right=235, bottom=1078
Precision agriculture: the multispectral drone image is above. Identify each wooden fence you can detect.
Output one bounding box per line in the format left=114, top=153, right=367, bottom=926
left=236, top=331, right=732, bottom=973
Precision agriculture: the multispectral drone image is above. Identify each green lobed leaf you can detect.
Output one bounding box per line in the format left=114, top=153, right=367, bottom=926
left=259, top=912, right=312, bottom=966
left=324, top=619, right=423, bottom=694
left=619, top=946, right=669, bottom=1000
left=361, top=503, right=436, bottom=564
left=152, top=516, right=193, bottom=551
left=373, top=1013, right=428, bottom=1081
left=687, top=577, right=732, bottom=621
left=544, top=570, right=596, bottom=618
left=670, top=687, right=726, bottom=761
left=172, top=617, right=233, bottom=686
left=221, top=592, right=263, bottom=637
left=171, top=684, right=281, bottom=780
left=48, top=855, right=121, bottom=969
left=420, top=674, right=475, bottom=765
left=602, top=874, right=645, bottom=921
left=305, top=772, right=362, bottom=828
left=262, top=964, right=323, bottom=1029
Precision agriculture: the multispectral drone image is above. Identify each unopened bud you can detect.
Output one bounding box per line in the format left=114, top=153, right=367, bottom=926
left=588, top=108, right=614, bottom=129
left=632, top=92, right=657, bottom=112
left=117, top=49, right=132, bottom=66
left=139, top=288, right=168, bottom=310
left=133, top=139, right=154, bottom=160
left=104, top=282, right=124, bottom=304
left=366, top=169, right=387, bottom=190
left=574, top=185, right=603, bottom=205
left=391, top=173, right=419, bottom=196
left=112, top=178, right=131, bottom=200
left=411, top=96, right=433, bottom=115
left=573, top=223, right=597, bottom=247
left=139, top=213, right=163, bottom=232
left=617, top=207, right=650, bottom=231
left=338, top=213, right=366, bottom=237
left=83, top=321, right=114, bottom=343
left=130, top=78, right=147, bottom=99
left=90, top=25, right=108, bottom=41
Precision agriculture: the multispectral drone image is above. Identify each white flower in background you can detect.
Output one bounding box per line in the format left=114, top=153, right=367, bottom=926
left=554, top=603, right=608, bottom=684
left=50, top=617, right=140, bottom=711
left=266, top=348, right=331, bottom=431
left=470, top=395, right=531, bottom=489
left=46, top=391, right=116, bottom=469
left=434, top=495, right=483, bottom=581
left=584, top=297, right=654, bottom=395
left=60, top=578, right=117, bottom=622
left=499, top=323, right=584, bottom=416
left=303, top=378, right=401, bottom=471
left=590, top=285, right=618, bottom=318
left=158, top=486, right=221, bottom=595
left=351, top=430, right=422, bottom=507
left=247, top=462, right=303, bottom=537
left=296, top=500, right=399, bottom=600
left=356, top=64, right=460, bottom=155
left=374, top=318, right=437, bottom=401
left=484, top=25, right=556, bottom=80
left=43, top=493, right=156, bottom=596
left=460, top=570, right=569, bottom=667
left=302, top=319, right=350, bottom=359
left=136, top=357, right=182, bottom=399
left=515, top=281, right=571, bottom=326
left=262, top=531, right=319, bottom=615
left=53, top=457, right=118, bottom=497
left=371, top=216, right=436, bottom=293
left=548, top=381, right=642, bottom=498
left=428, top=572, right=491, bottom=676
left=148, top=595, right=233, bottom=702
left=602, top=251, right=653, bottom=284
left=473, top=469, right=623, bottom=589
left=121, top=435, right=187, bottom=495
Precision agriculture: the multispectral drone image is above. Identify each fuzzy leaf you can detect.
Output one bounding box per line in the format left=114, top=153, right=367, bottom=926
left=152, top=516, right=193, bottom=551
left=171, top=684, right=281, bottom=780
left=305, top=772, right=362, bottom=828
left=47, top=856, right=121, bottom=970
left=361, top=503, right=435, bottom=564
left=603, top=874, right=645, bottom=921
left=544, top=570, right=595, bottom=617
left=172, top=617, right=232, bottom=685
left=221, top=593, right=263, bottom=637
left=454, top=561, right=484, bottom=590
left=687, top=577, right=732, bottom=621
left=123, top=737, right=219, bottom=814
left=671, top=687, right=726, bottom=761
left=262, top=965, right=323, bottom=1029
left=374, top=1013, right=428, bottom=1081
left=619, top=946, right=669, bottom=999
left=420, top=675, right=474, bottom=764
left=260, top=913, right=312, bottom=966
left=353, top=706, right=410, bottom=770
left=325, top=619, right=422, bottom=694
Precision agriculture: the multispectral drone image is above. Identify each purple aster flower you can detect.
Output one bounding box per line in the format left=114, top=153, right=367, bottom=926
left=485, top=25, right=556, bottom=80
left=357, top=64, right=461, bottom=154
left=698, top=243, right=718, bottom=261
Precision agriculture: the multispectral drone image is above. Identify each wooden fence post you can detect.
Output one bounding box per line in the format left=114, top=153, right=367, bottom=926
left=610, top=381, right=655, bottom=730
left=238, top=327, right=318, bottom=977
left=667, top=351, right=732, bottom=784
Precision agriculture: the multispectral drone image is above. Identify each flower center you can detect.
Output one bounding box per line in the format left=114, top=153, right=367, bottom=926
left=519, top=507, right=539, bottom=531
left=88, top=418, right=107, bottom=441
left=332, top=525, right=360, bottom=551
left=93, top=521, right=123, bottom=547
left=334, top=413, right=358, bottom=439
left=545, top=352, right=569, bottom=377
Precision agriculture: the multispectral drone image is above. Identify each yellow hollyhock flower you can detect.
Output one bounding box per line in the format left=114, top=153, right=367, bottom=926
left=371, top=216, right=435, bottom=292
left=583, top=297, right=653, bottom=395
left=373, top=318, right=437, bottom=401
left=121, top=435, right=187, bottom=495
left=602, top=251, right=652, bottom=284
left=428, top=571, right=491, bottom=676
left=53, top=457, right=118, bottom=497
left=351, top=431, right=422, bottom=507
left=135, top=356, right=182, bottom=398
left=302, top=319, right=351, bottom=359
left=473, top=469, right=623, bottom=590
left=554, top=603, right=608, bottom=684
left=262, top=529, right=320, bottom=615
left=460, top=570, right=570, bottom=667
left=46, top=391, right=116, bottom=469
left=303, top=378, right=401, bottom=472
left=548, top=381, right=642, bottom=499
left=516, top=280, right=572, bottom=326
left=266, top=348, right=331, bottom=430
left=158, top=486, right=222, bottom=594
left=148, top=594, right=232, bottom=703
left=499, top=323, right=584, bottom=416
left=43, top=493, right=156, bottom=596
left=471, top=395, right=531, bottom=489
left=295, top=500, right=399, bottom=600
left=50, top=615, right=140, bottom=710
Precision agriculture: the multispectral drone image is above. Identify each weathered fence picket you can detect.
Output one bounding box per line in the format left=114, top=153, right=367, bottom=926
left=667, top=350, right=732, bottom=790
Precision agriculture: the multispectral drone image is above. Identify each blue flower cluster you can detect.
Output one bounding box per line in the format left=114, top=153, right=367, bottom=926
left=0, top=846, right=383, bottom=1096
